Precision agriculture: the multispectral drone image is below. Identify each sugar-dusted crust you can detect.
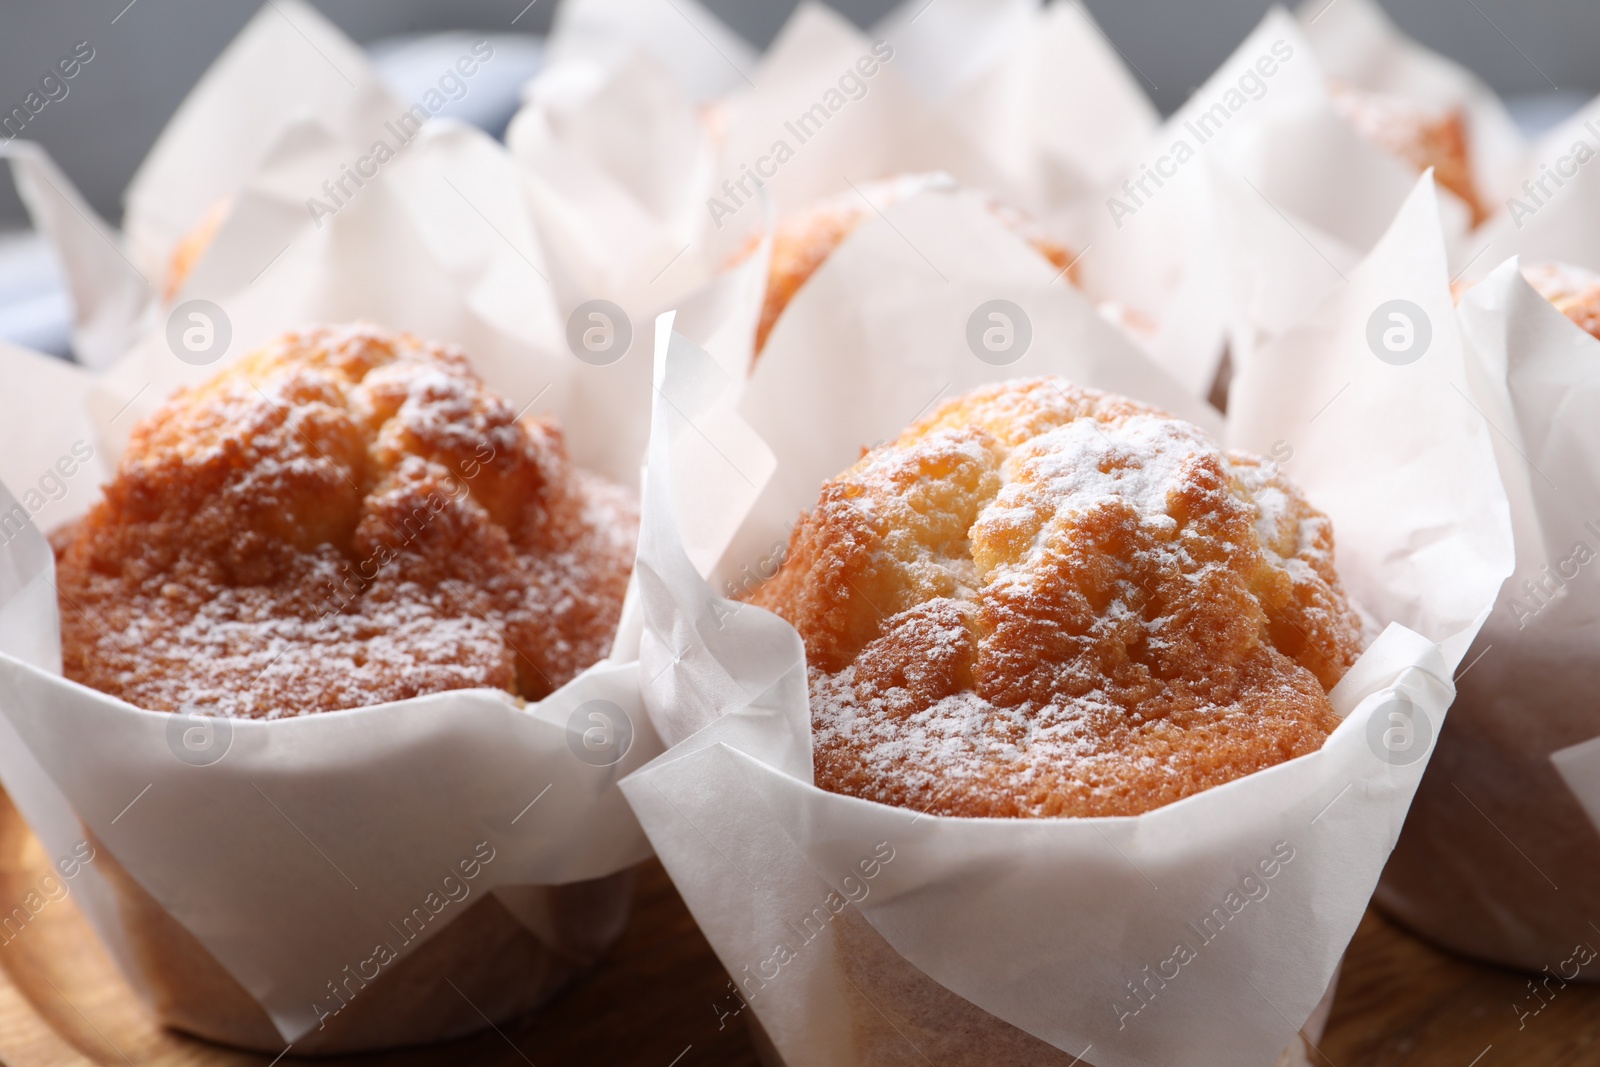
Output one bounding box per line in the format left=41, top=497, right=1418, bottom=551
left=1329, top=80, right=1486, bottom=225
left=747, top=378, right=1363, bottom=818
left=55, top=324, right=638, bottom=718
left=746, top=177, right=1081, bottom=354
left=1522, top=261, right=1600, bottom=340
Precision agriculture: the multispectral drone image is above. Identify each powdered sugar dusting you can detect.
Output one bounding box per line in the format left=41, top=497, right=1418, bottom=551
left=750, top=377, right=1364, bottom=818
left=55, top=324, right=639, bottom=720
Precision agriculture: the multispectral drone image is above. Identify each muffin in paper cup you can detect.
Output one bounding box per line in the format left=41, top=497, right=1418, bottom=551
left=1373, top=257, right=1600, bottom=975
left=1296, top=0, right=1526, bottom=221
left=1209, top=73, right=1600, bottom=971
left=0, top=10, right=671, bottom=1052
left=0, top=321, right=657, bottom=1055
left=0, top=0, right=409, bottom=371
left=0, top=479, right=650, bottom=1053
left=0, top=317, right=659, bottom=1052
left=617, top=172, right=1509, bottom=1067
left=508, top=0, right=1154, bottom=356
left=1452, top=92, right=1600, bottom=288
left=1080, top=0, right=1545, bottom=406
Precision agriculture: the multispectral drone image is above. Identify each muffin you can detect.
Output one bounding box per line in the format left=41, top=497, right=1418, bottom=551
left=1329, top=80, right=1486, bottom=225
left=49, top=323, right=640, bottom=1052
left=745, top=376, right=1364, bottom=818
left=1377, top=260, right=1600, bottom=973
left=745, top=177, right=1082, bottom=356
left=55, top=323, right=637, bottom=717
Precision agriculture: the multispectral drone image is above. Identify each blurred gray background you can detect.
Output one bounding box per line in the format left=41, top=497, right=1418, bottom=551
left=0, top=0, right=1595, bottom=229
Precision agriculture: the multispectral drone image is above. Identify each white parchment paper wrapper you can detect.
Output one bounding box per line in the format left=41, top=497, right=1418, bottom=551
left=619, top=176, right=1510, bottom=1066
left=122, top=0, right=404, bottom=288
left=508, top=0, right=758, bottom=316
left=1454, top=95, right=1600, bottom=285
left=1302, top=5, right=1600, bottom=291
left=709, top=0, right=1155, bottom=217
left=0, top=368, right=657, bottom=1047
left=1297, top=0, right=1524, bottom=203
left=0, top=140, right=149, bottom=371
left=1078, top=8, right=1485, bottom=401
left=1, top=0, right=418, bottom=371
left=508, top=39, right=727, bottom=320
left=508, top=0, right=1155, bottom=354
left=0, top=38, right=667, bottom=1051
left=541, top=0, right=759, bottom=104
left=1377, top=256, right=1600, bottom=971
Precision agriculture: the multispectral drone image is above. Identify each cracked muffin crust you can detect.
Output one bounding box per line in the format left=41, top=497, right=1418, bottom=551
left=54, top=324, right=637, bottom=719
left=746, top=377, right=1364, bottom=817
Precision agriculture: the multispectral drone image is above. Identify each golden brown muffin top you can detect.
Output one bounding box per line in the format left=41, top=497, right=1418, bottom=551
left=55, top=324, right=637, bottom=719
left=1328, top=80, right=1486, bottom=226
left=746, top=378, right=1364, bottom=818
left=1522, top=261, right=1600, bottom=340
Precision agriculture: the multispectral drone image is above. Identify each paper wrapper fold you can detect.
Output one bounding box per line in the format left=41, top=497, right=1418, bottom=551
left=0, top=18, right=667, bottom=1048
left=620, top=177, right=1511, bottom=1066
left=0, top=1, right=413, bottom=374
left=1078, top=6, right=1494, bottom=401
left=1455, top=93, right=1600, bottom=286
left=0, top=142, right=150, bottom=370
left=1378, top=256, right=1600, bottom=971
left=508, top=0, right=1157, bottom=360
left=542, top=0, right=759, bottom=104
left=122, top=0, right=406, bottom=288
left=1297, top=0, right=1525, bottom=209
left=0, top=344, right=655, bottom=1051
left=0, top=387, right=656, bottom=1052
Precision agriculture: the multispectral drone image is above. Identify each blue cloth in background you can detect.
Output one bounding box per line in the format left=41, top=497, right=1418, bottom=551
left=0, top=232, right=73, bottom=358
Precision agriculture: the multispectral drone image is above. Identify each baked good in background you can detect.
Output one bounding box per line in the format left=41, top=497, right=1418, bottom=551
left=745, top=376, right=1364, bottom=818
left=1377, top=260, right=1600, bottom=975
left=46, top=323, right=640, bottom=1052
left=743, top=177, right=1083, bottom=355
left=54, top=323, right=638, bottom=718
left=161, top=197, right=232, bottom=302
left=1520, top=261, right=1600, bottom=338
left=1329, top=80, right=1487, bottom=225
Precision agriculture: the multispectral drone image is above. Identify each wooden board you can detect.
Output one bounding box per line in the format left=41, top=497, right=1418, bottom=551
left=1321, top=910, right=1600, bottom=1066
left=0, top=786, right=1594, bottom=1067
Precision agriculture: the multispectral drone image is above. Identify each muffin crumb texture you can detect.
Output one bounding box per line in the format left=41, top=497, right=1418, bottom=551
left=747, top=378, right=1364, bottom=817
left=55, top=324, right=637, bottom=719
